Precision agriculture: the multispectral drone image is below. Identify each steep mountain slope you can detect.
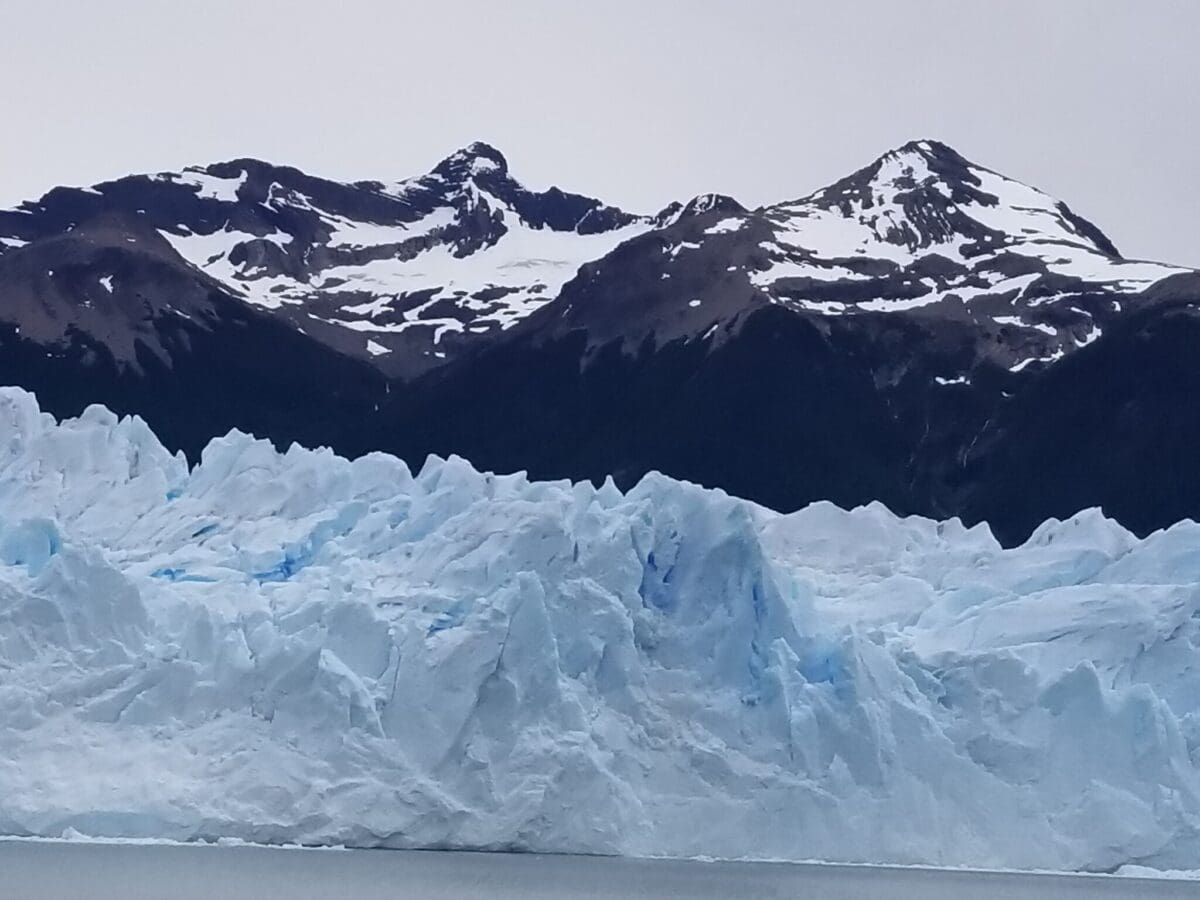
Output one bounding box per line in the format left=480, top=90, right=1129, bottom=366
left=0, top=140, right=1196, bottom=542
left=0, top=211, right=387, bottom=455
left=957, top=273, right=1200, bottom=539
left=546, top=140, right=1187, bottom=373
left=0, top=142, right=646, bottom=378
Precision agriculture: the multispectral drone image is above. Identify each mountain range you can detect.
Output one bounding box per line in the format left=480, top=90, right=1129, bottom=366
left=1, top=139, right=1197, bottom=543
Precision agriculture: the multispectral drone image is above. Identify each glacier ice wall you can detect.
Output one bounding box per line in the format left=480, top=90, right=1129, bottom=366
left=1, top=387, right=1200, bottom=871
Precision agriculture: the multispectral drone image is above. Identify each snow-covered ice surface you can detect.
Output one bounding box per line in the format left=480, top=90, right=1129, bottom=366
left=3, top=387, right=1200, bottom=873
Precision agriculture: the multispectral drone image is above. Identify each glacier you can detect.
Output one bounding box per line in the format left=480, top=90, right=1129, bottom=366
left=1, top=387, right=1200, bottom=873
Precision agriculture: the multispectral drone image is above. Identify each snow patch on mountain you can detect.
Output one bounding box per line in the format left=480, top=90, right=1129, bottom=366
left=759, top=142, right=1189, bottom=299
left=315, top=215, right=651, bottom=332
left=160, top=225, right=301, bottom=310
left=151, top=149, right=652, bottom=347
left=1, top=388, right=1200, bottom=873
left=157, top=167, right=247, bottom=204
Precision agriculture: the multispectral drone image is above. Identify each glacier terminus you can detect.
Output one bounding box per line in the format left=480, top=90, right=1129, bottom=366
left=1, top=389, right=1199, bottom=873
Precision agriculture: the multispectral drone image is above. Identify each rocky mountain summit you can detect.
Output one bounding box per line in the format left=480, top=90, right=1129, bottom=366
left=1, top=139, right=1196, bottom=542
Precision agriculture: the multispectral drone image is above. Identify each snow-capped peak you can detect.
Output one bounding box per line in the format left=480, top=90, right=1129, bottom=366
left=652, top=193, right=747, bottom=228
left=1, top=138, right=1192, bottom=387
left=101, top=143, right=653, bottom=375
left=617, top=137, right=1194, bottom=375
left=431, top=141, right=510, bottom=182
left=750, top=137, right=1188, bottom=297
left=790, top=138, right=1114, bottom=259
left=681, top=192, right=746, bottom=217
left=829, top=138, right=970, bottom=200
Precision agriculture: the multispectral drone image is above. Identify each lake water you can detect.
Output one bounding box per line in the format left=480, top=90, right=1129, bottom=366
left=1, top=840, right=1196, bottom=899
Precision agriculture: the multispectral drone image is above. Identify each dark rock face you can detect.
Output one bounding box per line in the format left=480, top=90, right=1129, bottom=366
left=956, top=298, right=1200, bottom=543
left=367, top=307, right=920, bottom=517
left=0, top=140, right=1197, bottom=544
left=0, top=290, right=387, bottom=464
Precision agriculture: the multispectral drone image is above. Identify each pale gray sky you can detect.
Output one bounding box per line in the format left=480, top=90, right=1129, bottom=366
left=1, top=0, right=1196, bottom=265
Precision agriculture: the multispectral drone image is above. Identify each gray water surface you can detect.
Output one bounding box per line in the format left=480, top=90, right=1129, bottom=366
left=1, top=840, right=1196, bottom=900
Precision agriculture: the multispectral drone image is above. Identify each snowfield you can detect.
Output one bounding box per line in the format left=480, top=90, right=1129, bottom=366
left=2, top=387, right=1200, bottom=873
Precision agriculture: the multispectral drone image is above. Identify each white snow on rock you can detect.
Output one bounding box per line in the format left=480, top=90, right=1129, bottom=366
left=158, top=167, right=247, bottom=204
left=704, top=217, right=745, bottom=235
left=755, top=143, right=1190, bottom=313
left=315, top=213, right=649, bottom=333
left=156, top=173, right=648, bottom=337
left=159, top=225, right=306, bottom=311
left=1, top=388, right=1200, bottom=873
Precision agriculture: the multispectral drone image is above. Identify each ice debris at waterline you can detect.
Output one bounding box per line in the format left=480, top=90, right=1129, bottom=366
left=1, top=387, right=1200, bottom=872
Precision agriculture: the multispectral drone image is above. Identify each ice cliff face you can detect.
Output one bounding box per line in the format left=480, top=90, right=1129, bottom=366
left=1, top=387, right=1200, bottom=872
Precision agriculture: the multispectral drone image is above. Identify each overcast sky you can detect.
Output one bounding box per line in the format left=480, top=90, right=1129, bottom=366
left=1, top=0, right=1196, bottom=265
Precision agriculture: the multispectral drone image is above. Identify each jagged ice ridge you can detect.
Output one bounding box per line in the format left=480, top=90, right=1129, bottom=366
left=1, top=387, right=1200, bottom=872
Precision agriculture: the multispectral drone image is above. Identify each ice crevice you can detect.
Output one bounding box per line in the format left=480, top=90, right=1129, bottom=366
left=2, top=387, right=1200, bottom=870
